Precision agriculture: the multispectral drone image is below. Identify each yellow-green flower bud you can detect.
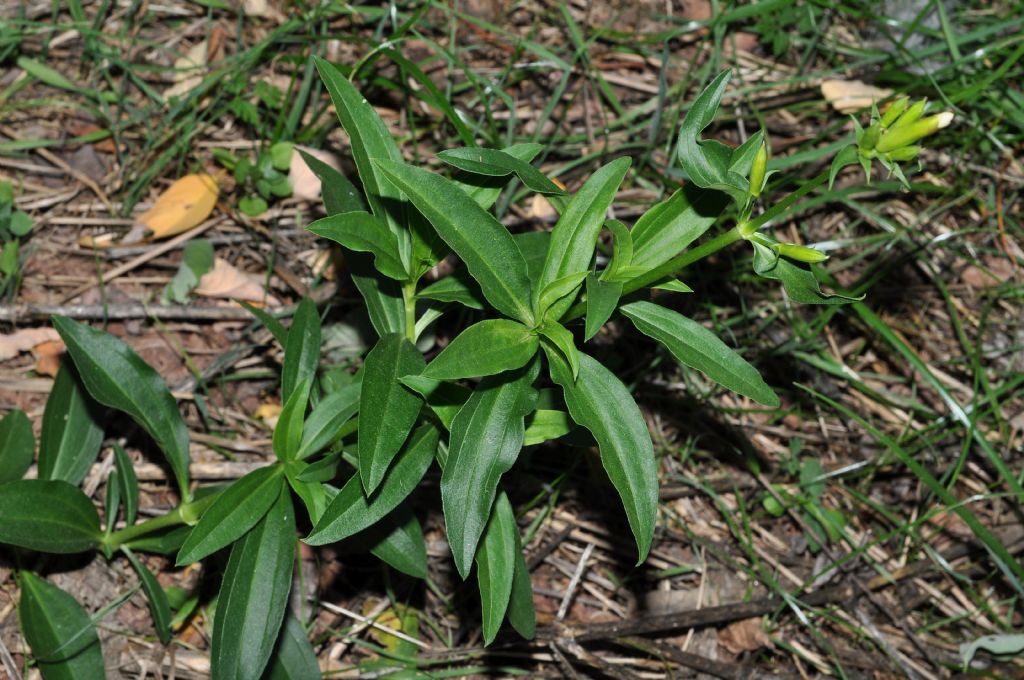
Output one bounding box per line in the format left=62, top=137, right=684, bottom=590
left=749, top=140, right=768, bottom=197
left=876, top=112, right=953, bottom=153
left=859, top=123, right=881, bottom=151
left=887, top=145, right=921, bottom=161
left=891, top=98, right=927, bottom=129
left=776, top=243, right=829, bottom=263
left=879, top=97, right=910, bottom=127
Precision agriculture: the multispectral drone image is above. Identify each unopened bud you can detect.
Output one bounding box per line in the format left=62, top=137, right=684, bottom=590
left=887, top=145, right=921, bottom=161
left=749, top=141, right=768, bottom=197
left=776, top=243, right=829, bottom=263
left=859, top=124, right=881, bottom=151
left=891, top=99, right=927, bottom=129
left=876, top=112, right=953, bottom=153
left=880, top=97, right=910, bottom=127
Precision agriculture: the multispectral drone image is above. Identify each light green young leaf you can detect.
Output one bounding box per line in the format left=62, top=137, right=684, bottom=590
left=583, top=275, right=622, bottom=341
left=416, top=269, right=486, bottom=310
left=829, top=144, right=860, bottom=189
left=0, top=408, right=33, bottom=484
left=523, top=409, right=573, bottom=446
left=619, top=301, right=779, bottom=406
left=422, top=319, right=539, bottom=381
left=282, top=298, right=321, bottom=403
left=960, top=634, right=1024, bottom=669
left=358, top=333, right=426, bottom=493
left=113, top=443, right=138, bottom=527
left=439, top=147, right=566, bottom=195
left=176, top=465, right=285, bottom=565
left=545, top=347, right=657, bottom=563
left=19, top=572, right=105, bottom=678
left=514, top=231, right=551, bottom=289
left=538, top=322, right=579, bottom=380
left=0, top=480, right=101, bottom=553
left=161, top=239, right=214, bottom=303
left=751, top=242, right=861, bottom=305
left=122, top=547, right=172, bottom=644
left=600, top=219, right=633, bottom=281
left=476, top=491, right=517, bottom=645
left=442, top=360, right=539, bottom=579
left=264, top=611, right=321, bottom=680
left=626, top=186, right=726, bottom=274
left=104, top=470, right=121, bottom=534
left=306, top=424, right=438, bottom=545
left=367, top=506, right=429, bottom=579
left=296, top=382, right=360, bottom=460
left=536, top=271, right=588, bottom=319
left=537, top=157, right=630, bottom=320
left=652, top=279, right=693, bottom=293
left=211, top=484, right=295, bottom=680
left=273, top=379, right=312, bottom=462
left=307, top=212, right=407, bottom=280
left=53, top=316, right=191, bottom=499
left=374, top=159, right=535, bottom=325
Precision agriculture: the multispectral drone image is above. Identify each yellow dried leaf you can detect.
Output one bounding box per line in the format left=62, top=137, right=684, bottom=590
left=254, top=403, right=282, bottom=429
left=821, top=79, right=893, bottom=114
left=33, top=340, right=65, bottom=377
left=137, top=174, right=218, bottom=239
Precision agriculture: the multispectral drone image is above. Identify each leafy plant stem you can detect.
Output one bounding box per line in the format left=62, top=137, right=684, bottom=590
left=403, top=281, right=417, bottom=342
left=103, top=492, right=219, bottom=552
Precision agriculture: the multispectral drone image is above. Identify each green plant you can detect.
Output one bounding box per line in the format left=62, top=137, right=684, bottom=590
left=0, top=65, right=958, bottom=678
left=213, top=141, right=295, bottom=216
left=0, top=180, right=33, bottom=297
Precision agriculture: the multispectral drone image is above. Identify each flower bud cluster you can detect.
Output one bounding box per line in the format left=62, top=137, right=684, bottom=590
left=857, top=96, right=953, bottom=168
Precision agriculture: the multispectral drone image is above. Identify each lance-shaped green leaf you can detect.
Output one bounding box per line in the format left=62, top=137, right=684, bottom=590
left=515, top=231, right=551, bottom=288
left=538, top=322, right=579, bottom=380
left=0, top=408, right=33, bottom=483
left=300, top=149, right=404, bottom=337
left=296, top=382, right=360, bottom=460
left=241, top=300, right=288, bottom=346
left=417, top=268, right=486, bottom=310
left=53, top=316, right=191, bottom=498
left=273, top=379, right=311, bottom=462
left=507, top=522, right=536, bottom=640
left=599, top=219, right=633, bottom=282
left=442, top=360, right=539, bottom=579
left=829, top=144, right=860, bottom=189
left=19, top=572, right=105, bottom=678
left=0, top=480, right=101, bottom=553
left=122, top=547, right=172, bottom=644
left=452, top=143, right=544, bottom=210
left=306, top=424, right=438, bottom=545
left=536, top=271, right=587, bottom=319
left=523, top=409, right=572, bottom=446
left=625, top=186, right=726, bottom=275
left=422, top=319, right=538, bottom=381
left=264, top=611, right=321, bottom=680
left=537, top=157, right=630, bottom=319
left=476, top=491, right=517, bottom=645
left=113, top=443, right=139, bottom=526
left=675, top=70, right=750, bottom=203
left=545, top=347, right=657, bottom=563
left=105, top=470, right=122, bottom=534
left=367, top=506, right=429, bottom=579
left=399, top=376, right=470, bottom=431
left=38, top=362, right=105, bottom=486
left=439, top=147, right=566, bottom=195
left=619, top=301, right=779, bottom=406
left=583, top=275, right=622, bottom=341
left=211, top=485, right=295, bottom=680
left=307, top=211, right=407, bottom=280
left=375, top=159, right=535, bottom=324
left=176, top=465, right=285, bottom=565
left=282, top=298, right=321, bottom=404
left=751, top=242, right=861, bottom=305
left=358, top=333, right=426, bottom=493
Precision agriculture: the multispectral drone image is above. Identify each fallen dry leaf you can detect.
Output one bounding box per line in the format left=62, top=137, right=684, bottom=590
left=0, top=327, right=61, bottom=362
left=243, top=0, right=286, bottom=21
left=136, top=173, right=219, bottom=239
left=961, top=256, right=1015, bottom=288
left=289, top=145, right=343, bottom=202
left=254, top=402, right=282, bottom=429
left=32, top=339, right=65, bottom=377
left=821, top=79, right=893, bottom=114
left=165, top=40, right=208, bottom=100
left=718, top=616, right=771, bottom=655
left=195, top=257, right=278, bottom=304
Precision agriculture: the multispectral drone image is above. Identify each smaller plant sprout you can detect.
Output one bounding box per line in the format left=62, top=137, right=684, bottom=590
left=213, top=141, right=294, bottom=216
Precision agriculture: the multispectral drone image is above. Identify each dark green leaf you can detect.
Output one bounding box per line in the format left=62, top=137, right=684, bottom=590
left=476, top=491, right=516, bottom=645
left=211, top=485, right=295, bottom=680
left=19, top=572, right=105, bottom=678
left=583, top=275, right=621, bottom=341
left=53, top=316, right=191, bottom=498
left=38, top=362, right=105, bottom=486
left=357, top=333, right=425, bottom=494
left=113, top=443, right=138, bottom=526
left=263, top=612, right=321, bottom=680
left=240, top=301, right=288, bottom=347
left=514, top=231, right=551, bottom=288
left=368, top=506, right=429, bottom=579
left=291, top=452, right=341, bottom=483
left=297, top=149, right=365, bottom=214
left=124, top=525, right=191, bottom=555
left=619, top=301, right=779, bottom=406
left=0, top=480, right=100, bottom=553
left=439, top=147, right=566, bottom=195
left=122, top=547, right=172, bottom=644
left=176, top=465, right=285, bottom=565
left=306, top=424, right=438, bottom=545
left=537, top=157, right=630, bottom=319
left=751, top=242, right=861, bottom=305
left=398, top=376, right=470, bottom=431
left=523, top=409, right=572, bottom=446
left=625, top=186, right=726, bottom=275
left=274, top=379, right=312, bottom=462
left=545, top=347, right=657, bottom=563
left=422, top=319, right=538, bottom=381
left=442, top=361, right=539, bottom=578
left=452, top=143, right=543, bottom=210
left=0, top=408, right=33, bottom=483
left=416, top=269, right=485, bottom=310
left=375, top=159, right=535, bottom=324
left=282, top=298, right=321, bottom=403
left=506, top=522, right=535, bottom=640
left=296, top=382, right=360, bottom=460
left=307, top=212, right=407, bottom=280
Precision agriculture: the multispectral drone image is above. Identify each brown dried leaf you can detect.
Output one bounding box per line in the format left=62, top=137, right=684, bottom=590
left=165, top=40, right=208, bottom=100
left=0, top=327, right=61, bottom=362
left=195, top=257, right=278, bottom=304
left=289, top=145, right=342, bottom=202
left=32, top=339, right=65, bottom=377
left=821, top=79, right=893, bottom=114
left=718, top=616, right=770, bottom=655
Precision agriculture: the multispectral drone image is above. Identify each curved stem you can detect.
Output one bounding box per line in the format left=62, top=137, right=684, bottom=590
left=103, top=491, right=219, bottom=552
